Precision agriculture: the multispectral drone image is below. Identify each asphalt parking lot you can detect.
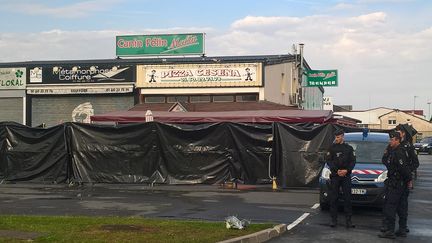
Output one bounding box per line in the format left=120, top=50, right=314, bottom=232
left=1, top=155, right=431, bottom=242
left=271, top=154, right=432, bottom=243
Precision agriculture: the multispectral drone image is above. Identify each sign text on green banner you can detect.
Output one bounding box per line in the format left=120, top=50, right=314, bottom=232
left=116, top=33, right=205, bottom=56
left=306, top=70, right=338, bottom=87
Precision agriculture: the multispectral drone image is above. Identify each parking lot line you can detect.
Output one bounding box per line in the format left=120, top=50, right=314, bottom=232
left=287, top=213, right=310, bottom=231
left=311, top=203, right=320, bottom=209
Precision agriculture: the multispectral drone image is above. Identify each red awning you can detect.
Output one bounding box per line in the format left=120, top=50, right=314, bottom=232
left=91, top=110, right=334, bottom=124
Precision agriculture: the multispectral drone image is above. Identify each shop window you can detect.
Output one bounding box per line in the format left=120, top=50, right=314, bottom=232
left=190, top=96, right=211, bottom=103
left=213, top=95, right=234, bottom=102
left=145, top=96, right=165, bottom=103
left=236, top=94, right=258, bottom=102
left=167, top=96, right=189, bottom=103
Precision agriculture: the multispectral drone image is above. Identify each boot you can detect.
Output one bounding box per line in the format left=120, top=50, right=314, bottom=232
left=378, top=231, right=396, bottom=239
left=346, top=216, right=354, bottom=228
left=330, top=218, right=337, bottom=228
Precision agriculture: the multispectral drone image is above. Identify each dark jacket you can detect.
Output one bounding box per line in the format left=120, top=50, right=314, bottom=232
left=327, top=142, right=356, bottom=177
left=382, top=144, right=412, bottom=188
left=401, top=140, right=419, bottom=172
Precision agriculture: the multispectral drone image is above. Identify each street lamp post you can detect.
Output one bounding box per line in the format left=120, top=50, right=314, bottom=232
left=428, top=101, right=431, bottom=121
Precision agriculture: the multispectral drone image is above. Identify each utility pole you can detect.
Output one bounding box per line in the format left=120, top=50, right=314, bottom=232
left=428, top=101, right=431, bottom=121
left=413, top=95, right=418, bottom=114
left=299, top=43, right=304, bottom=109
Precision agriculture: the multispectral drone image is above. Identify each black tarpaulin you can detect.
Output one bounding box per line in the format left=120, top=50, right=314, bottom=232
left=0, top=122, right=68, bottom=182
left=155, top=122, right=272, bottom=185
left=67, top=122, right=160, bottom=183
left=1, top=121, right=382, bottom=187
left=272, top=123, right=335, bottom=188
left=66, top=122, right=272, bottom=184
left=0, top=122, right=6, bottom=179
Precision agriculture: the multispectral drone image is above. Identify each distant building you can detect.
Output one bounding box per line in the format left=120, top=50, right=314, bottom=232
left=379, top=110, right=432, bottom=138
left=335, top=107, right=432, bottom=139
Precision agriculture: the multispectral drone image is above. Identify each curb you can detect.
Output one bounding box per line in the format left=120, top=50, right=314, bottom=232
left=217, top=224, right=287, bottom=243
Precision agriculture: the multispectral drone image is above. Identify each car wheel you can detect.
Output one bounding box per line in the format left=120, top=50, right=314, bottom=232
left=428, top=148, right=432, bottom=155
left=320, top=202, right=330, bottom=211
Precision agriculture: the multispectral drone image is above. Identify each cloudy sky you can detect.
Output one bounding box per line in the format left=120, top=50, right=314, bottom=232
left=1, top=0, right=431, bottom=116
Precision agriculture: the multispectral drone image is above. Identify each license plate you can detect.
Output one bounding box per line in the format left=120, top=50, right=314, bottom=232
left=351, top=188, right=367, bottom=195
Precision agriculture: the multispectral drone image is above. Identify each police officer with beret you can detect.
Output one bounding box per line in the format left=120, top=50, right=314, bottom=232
left=327, top=129, right=356, bottom=228
left=379, top=131, right=412, bottom=239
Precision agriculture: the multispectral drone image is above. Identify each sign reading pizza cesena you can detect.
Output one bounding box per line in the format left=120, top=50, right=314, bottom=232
left=306, top=70, right=338, bottom=87
left=0, top=67, right=26, bottom=89
left=136, top=63, right=262, bottom=88
left=116, top=33, right=205, bottom=56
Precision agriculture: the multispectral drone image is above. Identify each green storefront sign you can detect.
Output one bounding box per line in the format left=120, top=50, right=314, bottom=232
left=306, top=70, right=338, bottom=87
left=116, top=33, right=205, bottom=56
left=0, top=68, right=26, bottom=89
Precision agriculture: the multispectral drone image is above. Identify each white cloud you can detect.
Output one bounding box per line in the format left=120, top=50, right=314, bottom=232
left=207, top=14, right=432, bottom=110
left=331, top=3, right=358, bottom=11
left=0, top=27, right=214, bottom=62
left=3, top=0, right=122, bottom=18
left=357, top=0, right=414, bottom=3
left=0, top=12, right=431, bottom=111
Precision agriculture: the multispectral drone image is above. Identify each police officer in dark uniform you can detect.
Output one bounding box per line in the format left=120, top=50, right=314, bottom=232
left=379, top=132, right=412, bottom=239
left=395, top=124, right=419, bottom=235
left=396, top=124, right=419, bottom=179
left=327, top=129, right=356, bottom=228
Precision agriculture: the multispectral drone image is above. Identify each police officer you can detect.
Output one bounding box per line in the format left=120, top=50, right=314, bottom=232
left=395, top=124, right=419, bottom=235
left=379, top=132, right=412, bottom=239
left=396, top=124, right=419, bottom=180
left=327, top=129, right=356, bottom=228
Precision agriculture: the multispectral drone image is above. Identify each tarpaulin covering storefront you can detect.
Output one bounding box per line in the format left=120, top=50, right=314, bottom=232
left=0, top=121, right=378, bottom=187
left=271, top=123, right=335, bottom=188
left=67, top=122, right=272, bottom=184
left=0, top=122, right=69, bottom=182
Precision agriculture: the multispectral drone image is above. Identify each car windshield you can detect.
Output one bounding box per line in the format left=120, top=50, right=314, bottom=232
left=346, top=140, right=388, bottom=164
left=420, top=137, right=432, bottom=143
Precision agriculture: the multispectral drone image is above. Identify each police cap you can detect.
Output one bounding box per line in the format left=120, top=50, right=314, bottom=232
left=389, top=131, right=401, bottom=140
left=334, top=129, right=344, bottom=136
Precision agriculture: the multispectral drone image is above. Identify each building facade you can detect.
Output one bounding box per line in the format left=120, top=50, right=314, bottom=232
left=0, top=67, right=27, bottom=124
left=26, top=62, right=136, bottom=127
left=379, top=110, right=432, bottom=138
left=0, top=54, right=325, bottom=126
left=135, top=55, right=323, bottom=111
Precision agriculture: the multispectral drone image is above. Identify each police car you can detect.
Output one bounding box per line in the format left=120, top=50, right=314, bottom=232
left=414, top=136, right=432, bottom=154
left=319, top=132, right=389, bottom=209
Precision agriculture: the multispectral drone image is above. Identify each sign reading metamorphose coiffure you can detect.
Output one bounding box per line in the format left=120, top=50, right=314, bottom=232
left=116, top=33, right=205, bottom=56
left=136, top=63, right=262, bottom=88
left=29, top=64, right=135, bottom=84
left=306, top=70, right=338, bottom=87
left=0, top=67, right=26, bottom=89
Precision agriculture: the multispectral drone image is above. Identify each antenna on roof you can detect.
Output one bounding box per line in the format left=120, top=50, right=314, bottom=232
left=291, top=44, right=297, bottom=55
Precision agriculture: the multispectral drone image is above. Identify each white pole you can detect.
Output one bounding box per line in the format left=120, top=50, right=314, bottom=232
left=428, top=101, right=431, bottom=120
left=299, top=43, right=304, bottom=109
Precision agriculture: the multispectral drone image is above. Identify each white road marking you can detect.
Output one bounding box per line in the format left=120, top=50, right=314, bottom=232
left=311, top=203, right=320, bottom=209
left=287, top=212, right=310, bottom=231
